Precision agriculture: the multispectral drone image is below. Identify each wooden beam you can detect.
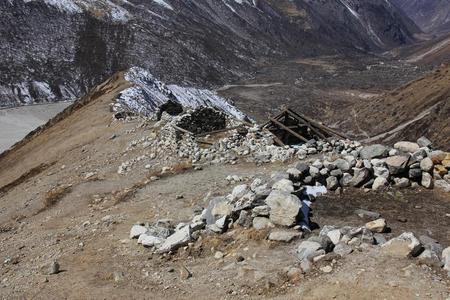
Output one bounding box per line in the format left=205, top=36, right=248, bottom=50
left=269, top=117, right=309, bottom=143
left=195, top=125, right=242, bottom=137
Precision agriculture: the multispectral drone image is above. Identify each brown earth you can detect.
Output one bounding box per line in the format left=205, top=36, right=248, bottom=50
left=0, top=72, right=450, bottom=299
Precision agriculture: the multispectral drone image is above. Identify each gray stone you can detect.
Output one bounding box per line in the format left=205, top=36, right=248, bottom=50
left=130, top=225, right=148, bottom=239
left=265, top=190, right=302, bottom=226
left=334, top=159, right=351, bottom=172
left=442, top=247, right=450, bottom=272
left=327, top=229, right=342, bottom=245
left=417, top=136, right=432, bottom=148
left=272, top=179, right=294, bottom=193
left=252, top=217, right=274, bottom=230
left=303, top=176, right=313, bottom=184
left=268, top=230, right=301, bottom=242
left=394, top=141, right=420, bottom=153
left=408, top=168, right=422, bottom=180
left=295, top=162, right=309, bottom=174
left=42, top=260, right=60, bottom=275
left=157, top=225, right=192, bottom=253
left=360, top=144, right=389, bottom=159
left=286, top=168, right=301, bottom=180
left=372, top=177, right=388, bottom=191
left=138, top=234, right=164, bottom=247
left=309, top=166, right=320, bottom=178
left=421, top=172, right=433, bottom=189
left=374, top=166, right=389, bottom=179
left=350, top=168, right=371, bottom=187
left=271, top=171, right=289, bottom=182
left=420, top=157, right=434, bottom=172
left=252, top=205, right=270, bottom=217
left=319, top=168, right=329, bottom=176
left=333, top=243, right=353, bottom=256
left=419, top=235, right=443, bottom=258
left=341, top=173, right=353, bottom=186
left=394, top=177, right=410, bottom=188
left=385, top=155, right=409, bottom=175
left=205, top=197, right=233, bottom=225
left=308, top=235, right=334, bottom=253
left=296, top=241, right=323, bottom=261
left=435, top=180, right=450, bottom=192
left=232, top=184, right=249, bottom=200
left=374, top=233, right=387, bottom=245
left=330, top=169, right=343, bottom=177
left=355, top=209, right=380, bottom=220
left=237, top=210, right=252, bottom=228
left=326, top=176, right=339, bottom=191
left=381, top=232, right=422, bottom=257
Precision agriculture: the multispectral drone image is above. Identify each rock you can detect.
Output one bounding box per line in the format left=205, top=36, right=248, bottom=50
left=442, top=247, right=450, bottom=272
left=268, top=230, right=301, bottom=242
left=365, top=218, right=386, bottom=233
left=372, top=177, right=388, bottom=191
left=435, top=165, right=449, bottom=177
left=333, top=243, right=353, bottom=256
left=157, top=225, right=192, bottom=253
left=130, top=225, right=147, bottom=239
left=355, top=209, right=380, bottom=220
left=350, top=168, right=371, bottom=187
left=394, top=141, right=420, bottom=153
left=421, top=173, right=433, bottom=189
left=385, top=155, right=409, bottom=175
left=113, top=271, right=125, bottom=282
left=320, top=265, right=333, bottom=273
left=420, top=157, right=434, bottom=172
left=381, top=232, right=423, bottom=257
left=42, top=260, right=60, bottom=275
left=265, top=190, right=302, bottom=227
left=326, top=176, right=339, bottom=191
left=374, top=234, right=387, bottom=245
left=231, top=184, right=249, bottom=200
left=252, top=205, right=270, bottom=217
left=252, top=217, right=274, bottom=230
left=286, top=266, right=303, bottom=282
left=138, top=234, right=164, bottom=247
left=408, top=168, right=422, bottom=180
left=435, top=180, right=450, bottom=192
left=330, top=169, right=343, bottom=178
left=296, top=241, right=323, bottom=261
left=295, top=162, right=310, bottom=174
left=419, top=235, right=443, bottom=259
left=287, top=168, right=302, bottom=180
left=179, top=266, right=192, bottom=280
left=214, top=251, right=224, bottom=259
left=430, top=150, right=446, bottom=164
left=360, top=144, right=388, bottom=159
left=215, top=216, right=228, bottom=231
left=394, top=177, right=410, bottom=188
left=341, top=173, right=353, bottom=186
left=272, top=179, right=294, bottom=193
left=334, top=159, right=351, bottom=172
left=205, top=197, right=232, bottom=225
left=308, top=235, right=334, bottom=253
left=309, top=166, right=320, bottom=178
left=374, top=166, right=389, bottom=179
left=237, top=210, right=252, bottom=228
left=417, top=136, right=432, bottom=148
left=327, top=229, right=342, bottom=245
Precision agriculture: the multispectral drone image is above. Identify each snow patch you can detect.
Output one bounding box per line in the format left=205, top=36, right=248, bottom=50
left=115, top=67, right=247, bottom=120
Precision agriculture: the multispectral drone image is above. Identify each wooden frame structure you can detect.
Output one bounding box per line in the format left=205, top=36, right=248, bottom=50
left=263, top=108, right=349, bottom=146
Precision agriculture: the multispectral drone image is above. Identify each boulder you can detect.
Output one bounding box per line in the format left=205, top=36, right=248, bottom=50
left=333, top=243, right=353, bottom=256
left=268, top=230, right=301, bottom=242
left=265, top=190, right=302, bottom=226
left=435, top=180, right=450, bottom=192
left=372, top=177, right=388, bottom=191
left=365, top=218, right=386, bottom=233
left=334, top=159, right=351, bottom=172
left=205, top=197, right=232, bottom=225
left=326, top=176, right=339, bottom=191
left=350, top=168, right=371, bottom=187
left=394, top=141, right=420, bottom=153
left=130, top=225, right=148, bottom=239
left=421, top=172, right=433, bottom=189
left=417, top=136, right=432, bottom=148
left=442, top=247, right=450, bottom=272
left=252, top=217, right=274, bottom=230
left=272, top=179, right=294, bottom=193
left=420, top=157, right=434, bottom=172
left=296, top=241, right=323, bottom=261
left=360, top=144, right=389, bottom=159
left=157, top=225, right=192, bottom=253
left=385, top=155, right=409, bottom=175
left=381, top=232, right=422, bottom=257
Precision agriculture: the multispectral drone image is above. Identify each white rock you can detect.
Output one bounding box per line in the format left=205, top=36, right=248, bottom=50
left=138, top=234, right=163, bottom=247
left=130, top=225, right=147, bottom=239
left=381, top=232, right=422, bottom=257
left=327, top=229, right=342, bottom=245
left=272, top=179, right=294, bottom=193
left=365, top=218, right=386, bottom=233
left=157, top=225, right=192, bottom=253
left=265, top=190, right=302, bottom=226
left=372, top=177, right=388, bottom=191
left=394, top=141, right=420, bottom=153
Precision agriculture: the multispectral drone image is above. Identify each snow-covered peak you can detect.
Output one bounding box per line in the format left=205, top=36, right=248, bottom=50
left=115, top=67, right=247, bottom=120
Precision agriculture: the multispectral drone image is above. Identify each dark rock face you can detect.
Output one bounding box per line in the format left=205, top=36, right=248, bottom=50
left=391, top=0, right=450, bottom=34
left=0, top=0, right=420, bottom=107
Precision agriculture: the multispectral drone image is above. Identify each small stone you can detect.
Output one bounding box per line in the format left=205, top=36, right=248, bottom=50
left=268, top=230, right=302, bottom=242
left=326, top=176, right=339, bottom=191
left=296, top=241, right=323, bottom=261
left=372, top=177, right=388, bottom=191
left=42, top=260, right=60, bottom=275
left=355, top=209, right=380, bottom=220
left=320, top=265, right=333, bottom=273
left=435, top=179, right=450, bottom=192
left=365, top=218, right=386, bottom=233
left=350, top=168, right=371, bottom=187
left=179, top=266, right=192, bottom=280
left=214, top=251, right=224, bottom=259
left=327, top=229, right=342, bottom=245
left=113, top=271, right=125, bottom=282
left=417, top=136, right=432, bottom=148
left=420, top=157, right=434, bottom=172
left=157, top=226, right=192, bottom=253
left=421, top=173, right=433, bottom=189
left=360, top=144, right=388, bottom=159
left=252, top=217, right=274, bottom=230
left=385, top=155, right=409, bottom=175
left=381, top=232, right=422, bottom=257
left=130, top=225, right=147, bottom=239
left=334, top=243, right=353, bottom=256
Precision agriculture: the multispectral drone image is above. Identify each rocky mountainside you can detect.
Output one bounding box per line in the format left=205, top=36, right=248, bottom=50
left=391, top=0, right=450, bottom=34
left=0, top=0, right=420, bottom=107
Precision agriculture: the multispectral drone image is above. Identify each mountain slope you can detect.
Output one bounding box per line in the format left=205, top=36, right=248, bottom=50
left=352, top=65, right=450, bottom=150
left=391, top=0, right=450, bottom=34
left=0, top=0, right=420, bottom=107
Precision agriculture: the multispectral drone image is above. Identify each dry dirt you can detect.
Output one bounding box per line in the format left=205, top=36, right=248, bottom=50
left=0, top=74, right=450, bottom=299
